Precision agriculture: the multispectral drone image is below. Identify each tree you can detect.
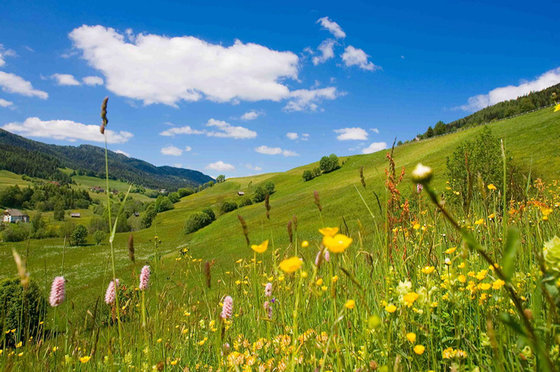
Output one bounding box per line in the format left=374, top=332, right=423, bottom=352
left=302, top=170, right=313, bottom=181
left=202, top=208, right=216, bottom=221
left=319, top=154, right=340, bottom=173
left=54, top=203, right=65, bottom=221
left=184, top=212, right=213, bottom=234
left=253, top=182, right=275, bottom=203
left=155, top=195, right=174, bottom=212
left=425, top=126, right=434, bottom=138
left=433, top=121, right=446, bottom=136
left=70, top=224, right=88, bottom=246
left=220, top=201, right=238, bottom=214
left=216, top=175, right=226, bottom=183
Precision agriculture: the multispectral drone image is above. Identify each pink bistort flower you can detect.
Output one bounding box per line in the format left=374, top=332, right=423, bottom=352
left=49, top=276, right=65, bottom=307
left=221, top=296, right=233, bottom=320
left=105, top=279, right=119, bottom=305
left=139, top=265, right=150, bottom=290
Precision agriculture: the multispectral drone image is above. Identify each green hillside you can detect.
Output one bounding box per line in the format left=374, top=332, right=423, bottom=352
left=1, top=106, right=558, bottom=304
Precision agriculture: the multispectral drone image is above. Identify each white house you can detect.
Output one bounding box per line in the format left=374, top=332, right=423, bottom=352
left=3, top=209, right=30, bottom=223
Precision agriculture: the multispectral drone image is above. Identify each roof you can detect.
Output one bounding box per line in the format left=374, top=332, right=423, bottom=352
left=5, top=209, right=27, bottom=217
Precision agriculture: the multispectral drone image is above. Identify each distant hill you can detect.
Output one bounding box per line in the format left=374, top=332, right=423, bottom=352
left=416, top=82, right=560, bottom=140
left=0, top=129, right=214, bottom=190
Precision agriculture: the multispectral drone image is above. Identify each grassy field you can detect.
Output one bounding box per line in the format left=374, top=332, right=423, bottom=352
left=0, top=170, right=31, bottom=190
left=1, top=106, right=559, bottom=370
left=72, top=175, right=155, bottom=202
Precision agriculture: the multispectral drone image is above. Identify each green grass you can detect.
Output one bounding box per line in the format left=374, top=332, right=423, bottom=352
left=0, top=107, right=559, bottom=370
left=72, top=175, right=155, bottom=202
left=0, top=170, right=31, bottom=190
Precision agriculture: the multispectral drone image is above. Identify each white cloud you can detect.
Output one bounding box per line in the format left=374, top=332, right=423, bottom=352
left=114, top=149, right=130, bottom=157
left=284, top=87, right=339, bottom=111
left=52, top=73, right=81, bottom=86
left=159, top=125, right=204, bottom=136
left=159, top=119, right=256, bottom=139
left=246, top=164, right=262, bottom=171
left=184, top=145, right=192, bottom=152
left=0, top=71, right=48, bottom=99
left=0, top=45, right=16, bottom=67
left=161, top=145, right=184, bottom=156
left=286, top=132, right=298, bottom=140
left=458, top=67, right=560, bottom=111
left=255, top=145, right=298, bottom=157
left=206, top=118, right=256, bottom=139
left=370, top=128, right=380, bottom=134
left=317, top=17, right=346, bottom=39
left=69, top=25, right=299, bottom=106
left=334, top=127, right=368, bottom=141
left=362, top=142, right=387, bottom=154
left=82, top=76, right=104, bottom=86
left=341, top=46, right=380, bottom=71
left=206, top=161, right=235, bottom=171
left=2, top=117, right=132, bottom=143
left=241, top=110, right=260, bottom=120
left=301, top=133, right=310, bottom=141
left=0, top=98, right=13, bottom=108
left=312, top=39, right=336, bottom=66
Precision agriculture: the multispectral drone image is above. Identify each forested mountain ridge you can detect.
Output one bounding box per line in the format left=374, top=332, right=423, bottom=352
left=416, top=82, right=560, bottom=140
left=0, top=129, right=214, bottom=190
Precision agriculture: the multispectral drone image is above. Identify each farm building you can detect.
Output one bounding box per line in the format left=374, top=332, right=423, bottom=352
left=3, top=209, right=30, bottom=223
left=237, top=191, right=245, bottom=196
left=71, top=213, right=81, bottom=218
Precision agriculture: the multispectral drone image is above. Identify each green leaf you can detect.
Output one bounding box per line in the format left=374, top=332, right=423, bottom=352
left=502, top=227, right=521, bottom=281
left=499, top=313, right=527, bottom=339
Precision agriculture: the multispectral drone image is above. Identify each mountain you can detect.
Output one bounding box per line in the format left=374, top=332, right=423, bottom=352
left=0, top=129, right=214, bottom=190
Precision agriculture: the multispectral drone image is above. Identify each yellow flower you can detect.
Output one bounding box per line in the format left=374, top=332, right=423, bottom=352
left=554, top=103, right=560, bottom=112
left=445, top=247, right=457, bottom=254
left=406, top=332, right=416, bottom=343
left=301, top=240, right=309, bottom=248
left=331, top=275, right=339, bottom=283
left=251, top=240, right=269, bottom=254
left=170, top=360, right=178, bottom=366
left=80, top=356, right=91, bottom=364
left=413, top=223, right=421, bottom=230
left=421, top=266, right=435, bottom=274
left=316, top=278, right=323, bottom=286
left=492, top=279, right=505, bottom=290
left=458, top=274, right=467, bottom=283
left=413, top=345, right=425, bottom=355
left=488, top=213, right=495, bottom=219
left=323, top=234, right=353, bottom=253
left=385, top=304, right=397, bottom=313
left=478, top=283, right=491, bottom=291
left=476, top=270, right=488, bottom=281
left=487, top=184, right=497, bottom=190
left=279, top=257, right=303, bottom=273
left=403, top=292, right=419, bottom=307
left=319, top=227, right=339, bottom=237
left=474, top=219, right=484, bottom=225
left=344, top=300, right=355, bottom=310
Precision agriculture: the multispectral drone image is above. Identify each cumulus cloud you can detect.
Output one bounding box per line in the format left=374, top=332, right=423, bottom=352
left=2, top=117, right=132, bottom=143
left=255, top=145, right=298, bottom=157
left=312, top=39, right=336, bottom=66
left=241, top=110, right=260, bottom=120
left=114, top=149, right=130, bottom=157
left=52, top=73, right=81, bottom=86
left=362, top=142, right=387, bottom=154
left=317, top=17, right=346, bottom=39
left=0, top=98, right=13, bottom=108
left=284, top=87, right=339, bottom=111
left=286, top=132, right=298, bottom=140
left=370, top=128, right=380, bottom=134
left=82, top=76, right=104, bottom=86
left=0, top=71, right=48, bottom=99
left=341, top=46, right=379, bottom=71
left=161, top=145, right=183, bottom=156
left=334, top=127, right=368, bottom=141
left=69, top=25, right=300, bottom=106
left=159, top=119, right=256, bottom=139
left=458, top=67, right=560, bottom=111
left=205, top=118, right=257, bottom=139
left=206, top=161, right=235, bottom=171
left=184, top=145, right=192, bottom=152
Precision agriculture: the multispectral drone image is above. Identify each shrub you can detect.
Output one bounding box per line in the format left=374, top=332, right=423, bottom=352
left=70, top=224, right=88, bottom=246
left=0, top=278, right=47, bottom=347
left=220, top=201, right=238, bottom=214
left=155, top=196, right=174, bottom=212
left=93, top=230, right=107, bottom=245
left=178, top=188, right=194, bottom=197
left=202, top=207, right=216, bottom=221
left=302, top=170, right=313, bottom=181
left=253, top=181, right=276, bottom=203
left=1, top=223, right=31, bottom=242
left=239, top=197, right=253, bottom=207
left=168, top=192, right=180, bottom=203
left=184, top=212, right=213, bottom=234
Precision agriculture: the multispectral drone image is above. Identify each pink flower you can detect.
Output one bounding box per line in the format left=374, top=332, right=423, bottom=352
left=139, top=265, right=150, bottom=290
left=264, top=301, right=272, bottom=319
left=315, top=249, right=331, bottom=267
left=105, top=279, right=119, bottom=305
left=416, top=183, right=423, bottom=194
left=221, top=296, right=233, bottom=320
left=49, top=276, right=65, bottom=307
left=264, top=283, right=272, bottom=297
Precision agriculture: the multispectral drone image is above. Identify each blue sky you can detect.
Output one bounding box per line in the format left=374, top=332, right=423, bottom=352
left=1, top=0, right=559, bottom=177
